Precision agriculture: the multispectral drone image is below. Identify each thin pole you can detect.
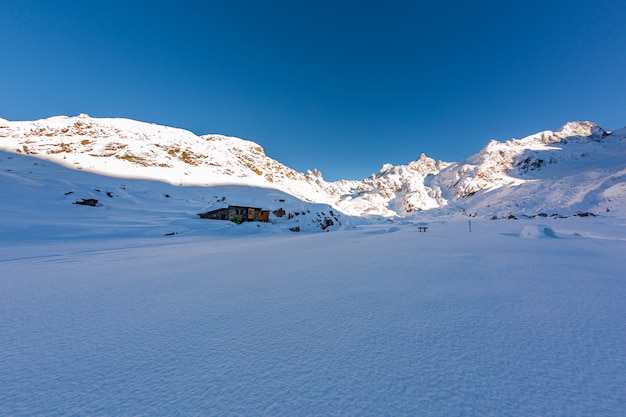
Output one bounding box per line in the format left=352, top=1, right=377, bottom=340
left=469, top=219, right=472, bottom=233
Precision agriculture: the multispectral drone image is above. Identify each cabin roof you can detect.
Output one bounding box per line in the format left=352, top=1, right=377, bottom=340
left=200, top=203, right=264, bottom=213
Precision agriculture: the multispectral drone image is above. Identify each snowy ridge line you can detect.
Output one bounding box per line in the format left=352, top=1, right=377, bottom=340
left=1, top=115, right=625, bottom=218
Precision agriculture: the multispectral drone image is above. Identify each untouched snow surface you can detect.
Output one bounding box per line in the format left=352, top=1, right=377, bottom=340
left=1, top=144, right=626, bottom=416
left=2, top=220, right=626, bottom=416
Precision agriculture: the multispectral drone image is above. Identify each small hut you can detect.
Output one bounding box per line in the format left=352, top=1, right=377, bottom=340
left=198, top=204, right=270, bottom=223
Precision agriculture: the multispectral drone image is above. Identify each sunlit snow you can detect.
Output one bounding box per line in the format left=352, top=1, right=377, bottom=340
left=1, top=119, right=626, bottom=416
left=0, top=115, right=626, bottom=417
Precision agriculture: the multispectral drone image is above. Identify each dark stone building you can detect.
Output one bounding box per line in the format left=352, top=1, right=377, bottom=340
left=198, top=205, right=270, bottom=223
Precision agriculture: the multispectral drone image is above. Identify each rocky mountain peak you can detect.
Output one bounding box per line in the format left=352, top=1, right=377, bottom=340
left=556, top=121, right=606, bottom=140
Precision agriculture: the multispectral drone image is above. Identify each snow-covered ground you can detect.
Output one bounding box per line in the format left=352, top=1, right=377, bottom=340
left=1, top=151, right=626, bottom=416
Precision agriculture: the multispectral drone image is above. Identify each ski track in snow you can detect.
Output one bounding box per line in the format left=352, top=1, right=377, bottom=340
left=2, top=222, right=625, bottom=416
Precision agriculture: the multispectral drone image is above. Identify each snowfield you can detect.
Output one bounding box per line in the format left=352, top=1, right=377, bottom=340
left=2, top=219, right=625, bottom=416
left=1, top=117, right=626, bottom=415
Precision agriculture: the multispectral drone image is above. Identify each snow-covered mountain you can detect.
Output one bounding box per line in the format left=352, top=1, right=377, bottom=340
left=431, top=121, right=626, bottom=218
left=0, top=114, right=338, bottom=200
left=1, top=114, right=625, bottom=219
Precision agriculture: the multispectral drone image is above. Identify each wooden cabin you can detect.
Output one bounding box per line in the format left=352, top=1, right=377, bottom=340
left=198, top=205, right=270, bottom=223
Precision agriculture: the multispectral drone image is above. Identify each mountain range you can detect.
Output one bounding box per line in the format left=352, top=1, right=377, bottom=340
left=1, top=114, right=625, bottom=222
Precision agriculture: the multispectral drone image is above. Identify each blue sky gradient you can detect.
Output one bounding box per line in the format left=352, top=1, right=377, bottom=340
left=1, top=0, right=625, bottom=180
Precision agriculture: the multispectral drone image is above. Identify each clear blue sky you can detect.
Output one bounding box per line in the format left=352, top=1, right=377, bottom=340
left=1, top=1, right=625, bottom=180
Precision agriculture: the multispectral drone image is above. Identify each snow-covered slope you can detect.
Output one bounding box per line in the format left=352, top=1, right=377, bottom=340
left=430, top=122, right=626, bottom=218
left=0, top=114, right=336, bottom=202
left=2, top=115, right=625, bottom=218
left=0, top=147, right=359, bottom=239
